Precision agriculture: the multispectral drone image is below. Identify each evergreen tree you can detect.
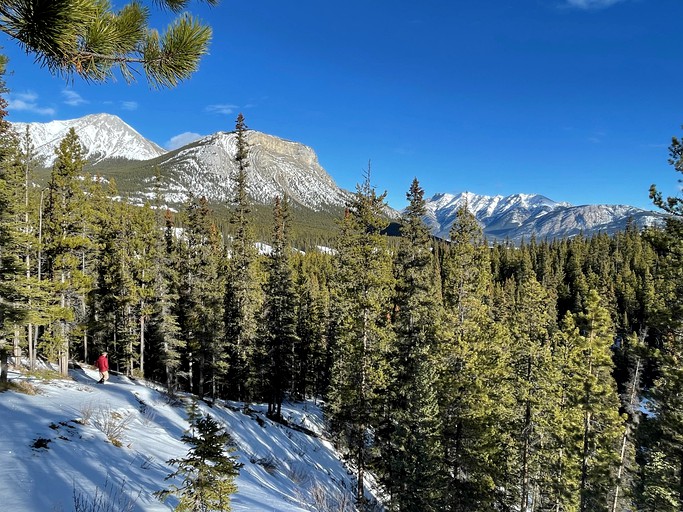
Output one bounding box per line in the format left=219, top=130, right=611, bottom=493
left=0, top=59, right=25, bottom=382
left=639, top=131, right=683, bottom=510
left=157, top=407, right=241, bottom=512
left=439, top=205, right=513, bottom=511
left=292, top=254, right=329, bottom=399
left=177, top=197, right=225, bottom=398
left=42, top=128, right=92, bottom=375
left=256, top=196, right=298, bottom=420
left=573, top=290, right=624, bottom=512
left=501, top=263, right=558, bottom=512
left=148, top=198, right=184, bottom=393
left=0, top=0, right=215, bottom=88
left=224, top=113, right=261, bottom=400
left=380, top=178, right=444, bottom=511
left=328, top=166, right=394, bottom=507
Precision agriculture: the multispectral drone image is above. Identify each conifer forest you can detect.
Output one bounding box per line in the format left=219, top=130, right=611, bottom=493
left=2, top=86, right=683, bottom=510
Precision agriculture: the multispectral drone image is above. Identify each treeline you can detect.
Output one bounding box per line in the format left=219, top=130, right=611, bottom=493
left=2, top=87, right=683, bottom=509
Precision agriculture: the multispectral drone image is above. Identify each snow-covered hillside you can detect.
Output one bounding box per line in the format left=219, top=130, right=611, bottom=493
left=0, top=366, right=378, bottom=511
left=12, top=113, right=167, bottom=166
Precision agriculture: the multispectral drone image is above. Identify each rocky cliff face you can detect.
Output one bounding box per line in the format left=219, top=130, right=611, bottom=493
left=153, top=130, right=351, bottom=211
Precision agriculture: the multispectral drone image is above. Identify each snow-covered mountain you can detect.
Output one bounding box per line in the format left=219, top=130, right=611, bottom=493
left=0, top=364, right=381, bottom=511
left=12, top=113, right=167, bottom=165
left=148, top=130, right=351, bottom=212
left=424, top=192, right=664, bottom=242
left=12, top=112, right=665, bottom=240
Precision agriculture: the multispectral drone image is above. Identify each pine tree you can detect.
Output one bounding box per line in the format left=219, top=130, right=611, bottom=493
left=0, top=0, right=215, bottom=88
left=41, top=128, right=92, bottom=375
left=439, top=205, right=514, bottom=511
left=328, top=165, right=394, bottom=507
left=292, top=254, right=329, bottom=399
left=501, top=262, right=558, bottom=512
left=147, top=190, right=184, bottom=393
left=380, top=178, right=444, bottom=511
left=224, top=113, right=261, bottom=400
left=157, top=407, right=241, bottom=512
left=256, top=196, right=299, bottom=420
left=573, top=290, right=624, bottom=512
left=639, top=132, right=683, bottom=510
left=177, top=197, right=225, bottom=398
left=0, top=59, right=25, bottom=382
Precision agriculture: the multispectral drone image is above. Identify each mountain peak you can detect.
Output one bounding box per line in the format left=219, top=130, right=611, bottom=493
left=423, top=191, right=663, bottom=242
left=11, top=113, right=166, bottom=165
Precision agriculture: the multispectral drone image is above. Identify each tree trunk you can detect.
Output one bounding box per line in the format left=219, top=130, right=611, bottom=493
left=612, top=357, right=641, bottom=512
left=139, top=313, right=145, bottom=376
left=0, top=345, right=8, bottom=383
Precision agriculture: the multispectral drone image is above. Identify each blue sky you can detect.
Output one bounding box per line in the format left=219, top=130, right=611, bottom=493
left=2, top=0, right=682, bottom=211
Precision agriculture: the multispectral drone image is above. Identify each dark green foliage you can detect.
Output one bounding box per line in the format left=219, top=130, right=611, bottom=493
left=224, top=113, right=262, bottom=400
left=0, top=0, right=215, bottom=88
left=0, top=59, right=25, bottom=381
left=42, top=128, right=94, bottom=375
left=157, top=403, right=241, bottom=511
left=328, top=166, right=394, bottom=506
left=256, top=196, right=299, bottom=419
left=176, top=197, right=225, bottom=398
left=380, top=178, right=444, bottom=511
left=439, top=205, right=514, bottom=511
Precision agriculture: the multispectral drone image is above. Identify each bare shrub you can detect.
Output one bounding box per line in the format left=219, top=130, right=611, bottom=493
left=286, top=462, right=309, bottom=485
left=251, top=454, right=278, bottom=474
left=73, top=477, right=140, bottom=512
left=92, top=405, right=133, bottom=446
left=305, top=482, right=355, bottom=512
left=78, top=401, right=96, bottom=425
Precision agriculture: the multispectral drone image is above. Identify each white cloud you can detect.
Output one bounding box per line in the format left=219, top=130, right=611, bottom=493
left=121, top=101, right=138, bottom=111
left=165, top=131, right=204, bottom=150
left=7, top=91, right=55, bottom=116
left=565, top=0, right=626, bottom=9
left=62, top=89, right=87, bottom=106
left=206, top=104, right=240, bottom=115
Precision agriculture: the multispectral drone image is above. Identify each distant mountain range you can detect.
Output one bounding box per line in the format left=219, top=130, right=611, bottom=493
left=12, top=113, right=666, bottom=243
left=424, top=192, right=664, bottom=242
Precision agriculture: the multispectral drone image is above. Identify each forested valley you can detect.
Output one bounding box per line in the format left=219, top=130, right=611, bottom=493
left=2, top=85, right=683, bottom=510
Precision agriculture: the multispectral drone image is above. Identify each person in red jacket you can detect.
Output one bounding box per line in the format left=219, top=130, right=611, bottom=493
left=96, top=351, right=109, bottom=384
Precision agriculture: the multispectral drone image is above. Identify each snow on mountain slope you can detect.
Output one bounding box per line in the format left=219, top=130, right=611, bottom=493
left=423, top=191, right=664, bottom=242
left=12, top=113, right=166, bottom=166
left=153, top=130, right=351, bottom=211
left=0, top=366, right=377, bottom=511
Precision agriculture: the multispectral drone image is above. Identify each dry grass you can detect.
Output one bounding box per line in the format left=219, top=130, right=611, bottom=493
left=0, top=379, right=39, bottom=395
left=92, top=405, right=134, bottom=447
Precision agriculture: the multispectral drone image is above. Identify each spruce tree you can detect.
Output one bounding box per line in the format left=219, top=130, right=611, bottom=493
left=224, top=113, right=261, bottom=400
left=257, top=196, right=298, bottom=420
left=177, top=197, right=225, bottom=398
left=42, top=128, right=91, bottom=375
left=0, top=60, right=25, bottom=382
left=439, top=205, right=514, bottom=511
left=380, top=178, right=444, bottom=511
left=157, top=408, right=241, bottom=512
left=328, top=165, right=394, bottom=507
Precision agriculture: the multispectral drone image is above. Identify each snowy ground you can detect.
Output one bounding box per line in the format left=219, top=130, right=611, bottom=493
left=0, top=363, right=379, bottom=511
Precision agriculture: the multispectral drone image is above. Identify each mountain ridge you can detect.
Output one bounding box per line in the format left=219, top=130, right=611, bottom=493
left=12, top=113, right=665, bottom=242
